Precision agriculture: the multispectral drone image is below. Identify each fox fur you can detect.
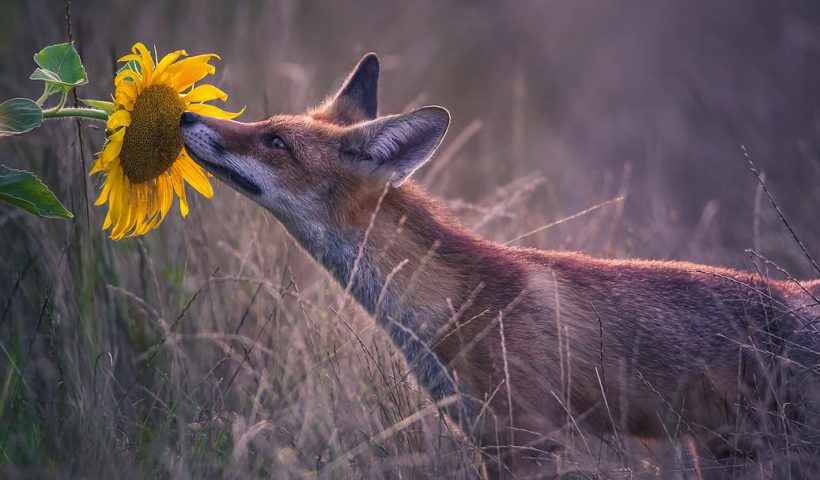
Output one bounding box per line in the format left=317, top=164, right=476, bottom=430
left=181, top=53, right=820, bottom=479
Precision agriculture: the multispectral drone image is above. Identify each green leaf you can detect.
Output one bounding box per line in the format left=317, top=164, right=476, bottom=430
left=80, top=99, right=116, bottom=115
left=0, top=165, right=73, bottom=219
left=30, top=42, right=88, bottom=96
left=117, top=59, right=141, bottom=75
left=0, top=98, right=43, bottom=136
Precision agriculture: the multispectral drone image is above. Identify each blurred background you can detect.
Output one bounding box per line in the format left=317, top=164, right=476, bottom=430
left=1, top=0, right=819, bottom=478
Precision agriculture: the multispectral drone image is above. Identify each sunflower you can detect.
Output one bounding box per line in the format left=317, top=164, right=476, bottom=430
left=90, top=42, right=243, bottom=239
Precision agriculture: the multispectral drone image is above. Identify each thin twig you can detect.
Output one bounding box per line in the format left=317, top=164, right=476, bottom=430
left=504, top=196, right=625, bottom=245
left=338, top=179, right=392, bottom=312
left=317, top=395, right=460, bottom=476
left=742, top=145, right=820, bottom=276
left=64, top=0, right=91, bottom=236
left=497, top=312, right=514, bottom=447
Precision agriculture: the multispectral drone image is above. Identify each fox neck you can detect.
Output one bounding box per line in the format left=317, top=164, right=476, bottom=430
left=283, top=182, right=493, bottom=406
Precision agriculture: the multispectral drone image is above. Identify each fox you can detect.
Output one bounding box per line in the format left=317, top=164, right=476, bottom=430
left=180, top=53, right=820, bottom=479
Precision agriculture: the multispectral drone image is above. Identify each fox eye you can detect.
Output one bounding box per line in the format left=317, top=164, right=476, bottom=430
left=262, top=133, right=288, bottom=150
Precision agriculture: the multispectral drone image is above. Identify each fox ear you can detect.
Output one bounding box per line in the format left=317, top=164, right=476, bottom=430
left=325, top=53, right=380, bottom=125
left=342, top=106, right=450, bottom=186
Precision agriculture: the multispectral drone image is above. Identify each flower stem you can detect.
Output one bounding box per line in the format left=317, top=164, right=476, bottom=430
left=42, top=107, right=108, bottom=122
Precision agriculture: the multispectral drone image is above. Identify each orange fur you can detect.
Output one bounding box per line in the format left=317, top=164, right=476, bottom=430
left=181, top=54, right=820, bottom=479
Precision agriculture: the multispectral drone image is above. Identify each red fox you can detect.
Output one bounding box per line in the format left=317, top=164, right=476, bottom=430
left=180, top=54, right=820, bottom=479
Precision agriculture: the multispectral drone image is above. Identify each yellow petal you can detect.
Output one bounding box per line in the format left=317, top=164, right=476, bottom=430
left=187, top=103, right=245, bottom=120
left=115, top=81, right=138, bottom=108
left=115, top=69, right=142, bottom=86
left=177, top=151, right=214, bottom=197
left=119, top=173, right=137, bottom=237
left=165, top=55, right=218, bottom=91
left=182, top=84, right=228, bottom=103
left=178, top=190, right=189, bottom=217
left=117, top=53, right=141, bottom=63
left=89, top=161, right=103, bottom=176
left=107, top=127, right=126, bottom=144
left=132, top=42, right=155, bottom=85
left=106, top=109, right=131, bottom=132
left=172, top=173, right=189, bottom=217
left=164, top=53, right=220, bottom=76
left=90, top=158, right=106, bottom=175
left=94, top=178, right=112, bottom=205
left=136, top=186, right=157, bottom=235
left=129, top=187, right=143, bottom=235
left=117, top=205, right=134, bottom=239
left=173, top=66, right=216, bottom=91
left=92, top=140, right=123, bottom=174
left=133, top=184, right=150, bottom=236
left=152, top=49, right=187, bottom=81
left=107, top=171, right=125, bottom=238
left=111, top=179, right=133, bottom=239
left=158, top=174, right=173, bottom=221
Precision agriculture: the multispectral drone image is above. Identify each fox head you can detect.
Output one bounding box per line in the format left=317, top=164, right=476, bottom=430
left=180, top=53, right=449, bottom=247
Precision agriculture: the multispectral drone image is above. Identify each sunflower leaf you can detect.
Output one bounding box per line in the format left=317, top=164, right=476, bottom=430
left=30, top=42, right=88, bottom=96
left=80, top=99, right=116, bottom=115
left=0, top=98, right=43, bottom=136
left=0, top=165, right=73, bottom=219
left=117, top=59, right=142, bottom=75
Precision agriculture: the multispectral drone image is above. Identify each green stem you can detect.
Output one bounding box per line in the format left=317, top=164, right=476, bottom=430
left=42, top=107, right=108, bottom=122
left=54, top=89, right=68, bottom=112
left=35, top=85, right=49, bottom=106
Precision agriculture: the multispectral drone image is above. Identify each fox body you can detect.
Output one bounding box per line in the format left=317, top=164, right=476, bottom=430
left=181, top=54, right=820, bottom=478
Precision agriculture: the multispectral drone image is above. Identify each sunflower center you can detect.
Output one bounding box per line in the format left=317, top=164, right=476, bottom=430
left=119, top=84, right=186, bottom=183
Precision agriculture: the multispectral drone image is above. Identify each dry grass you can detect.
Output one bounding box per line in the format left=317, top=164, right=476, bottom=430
left=1, top=1, right=819, bottom=479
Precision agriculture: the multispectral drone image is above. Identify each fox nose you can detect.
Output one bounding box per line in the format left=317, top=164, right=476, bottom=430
left=180, top=111, right=200, bottom=126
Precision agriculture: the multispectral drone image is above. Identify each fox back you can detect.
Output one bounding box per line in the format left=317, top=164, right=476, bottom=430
left=181, top=54, right=820, bottom=479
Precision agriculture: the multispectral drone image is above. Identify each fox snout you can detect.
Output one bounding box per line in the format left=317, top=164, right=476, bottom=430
left=180, top=113, right=263, bottom=196
left=179, top=112, right=220, bottom=156
left=180, top=111, right=200, bottom=127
